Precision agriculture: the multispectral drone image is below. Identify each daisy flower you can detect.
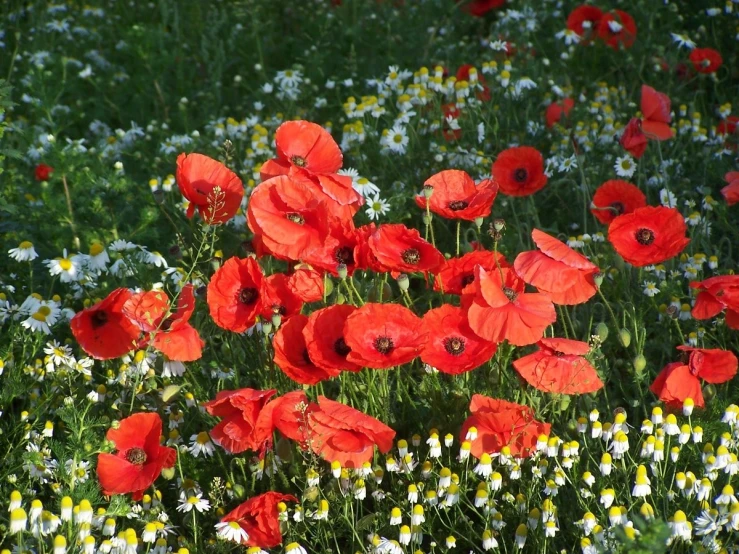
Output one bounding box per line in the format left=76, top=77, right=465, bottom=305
left=176, top=492, right=211, bottom=513
left=365, top=195, right=390, bottom=220
left=188, top=432, right=215, bottom=457
left=8, top=241, right=38, bottom=262
left=614, top=155, right=637, bottom=178
left=215, top=521, right=248, bottom=543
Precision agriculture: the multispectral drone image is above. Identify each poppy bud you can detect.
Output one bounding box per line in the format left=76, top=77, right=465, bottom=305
left=110, top=420, right=121, bottom=430
left=336, top=293, right=346, bottom=305
left=232, top=483, right=246, bottom=499
left=422, top=214, right=433, bottom=225
left=593, top=273, right=604, bottom=288
left=595, top=322, right=609, bottom=341
left=397, top=274, right=409, bottom=292
left=423, top=185, right=434, bottom=199
left=702, top=384, right=716, bottom=402
left=559, top=395, right=571, bottom=411
left=618, top=329, right=631, bottom=347
left=262, top=322, right=273, bottom=335
left=337, top=263, right=348, bottom=280
left=271, top=314, right=281, bottom=329
left=633, top=354, right=647, bottom=375
left=161, top=467, right=176, bottom=480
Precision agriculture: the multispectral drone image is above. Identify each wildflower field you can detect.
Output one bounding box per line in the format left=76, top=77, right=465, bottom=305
left=2, top=0, right=739, bottom=552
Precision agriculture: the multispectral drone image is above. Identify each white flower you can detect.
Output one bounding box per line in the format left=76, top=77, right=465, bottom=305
left=46, top=249, right=79, bottom=282
left=365, top=195, right=390, bottom=221
left=383, top=125, right=409, bottom=154
left=642, top=281, right=660, bottom=297
left=614, top=155, right=637, bottom=178
left=215, top=521, right=248, bottom=544
left=659, top=188, right=678, bottom=208
left=188, top=432, right=215, bottom=457
left=177, top=492, right=210, bottom=513
left=8, top=241, right=39, bottom=262
left=670, top=33, right=696, bottom=49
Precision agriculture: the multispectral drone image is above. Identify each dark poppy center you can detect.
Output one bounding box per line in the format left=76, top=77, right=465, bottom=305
left=443, top=336, right=466, bottom=356
left=91, top=310, right=108, bottom=329
left=239, top=287, right=258, bottom=305
left=448, top=200, right=469, bottom=211
left=335, top=246, right=354, bottom=266
left=374, top=335, right=395, bottom=355
left=334, top=338, right=351, bottom=357
left=286, top=212, right=305, bottom=225
left=610, top=202, right=625, bottom=215
left=635, top=228, right=655, bottom=246
left=460, top=274, right=475, bottom=288
left=401, top=248, right=420, bottom=265
left=126, top=447, right=147, bottom=465
left=291, top=155, right=307, bottom=168
left=161, top=317, right=174, bottom=331
left=513, top=168, right=528, bottom=183
left=302, top=350, right=312, bottom=365
left=502, top=287, right=518, bottom=301
left=554, top=351, right=566, bottom=357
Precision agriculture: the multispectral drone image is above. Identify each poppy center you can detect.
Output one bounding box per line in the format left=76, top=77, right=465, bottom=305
left=272, top=304, right=287, bottom=316
left=286, top=212, right=305, bottom=225
left=460, top=274, right=475, bottom=288
left=91, top=310, right=108, bottom=329
left=374, top=335, right=395, bottom=355
left=239, top=287, right=258, bottom=305
left=161, top=317, right=174, bottom=331
left=554, top=351, right=566, bottom=357
left=502, top=287, right=518, bottom=301
left=302, top=350, right=312, bottom=365
left=401, top=248, right=420, bottom=265
left=126, top=447, right=147, bottom=465
left=443, top=336, right=466, bottom=356
left=609, top=201, right=625, bottom=215
left=635, top=228, right=655, bottom=246
left=335, top=246, right=355, bottom=266
left=334, top=338, right=351, bottom=357
left=448, top=200, right=469, bottom=211
left=290, top=155, right=307, bottom=168
left=513, top=168, right=528, bottom=183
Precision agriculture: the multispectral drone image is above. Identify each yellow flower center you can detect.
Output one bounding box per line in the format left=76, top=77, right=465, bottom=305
left=59, top=259, right=73, bottom=271
left=19, top=241, right=33, bottom=249
left=90, top=243, right=104, bottom=256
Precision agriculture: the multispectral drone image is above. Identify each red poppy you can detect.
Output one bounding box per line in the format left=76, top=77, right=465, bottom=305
left=421, top=304, right=497, bottom=374
left=260, top=273, right=303, bottom=320
left=34, top=163, right=53, bottom=181
left=219, top=492, right=299, bottom=548
left=491, top=146, right=548, bottom=197
left=203, top=388, right=277, bottom=454
left=176, top=153, right=244, bottom=224
left=266, top=390, right=312, bottom=445
left=353, top=224, right=381, bottom=273
left=650, top=347, right=737, bottom=409
left=207, top=257, right=265, bottom=333
left=97, top=412, right=176, bottom=500
left=71, top=288, right=140, bottom=360
left=718, top=116, right=739, bottom=136
left=690, top=275, right=739, bottom=329
left=597, top=10, right=637, bottom=49
left=307, top=396, right=396, bottom=468
left=465, top=266, right=557, bottom=347
left=513, top=338, right=603, bottom=394
left=590, top=180, right=647, bottom=224
left=304, top=305, right=363, bottom=373
left=415, top=170, right=498, bottom=221
left=608, top=206, right=689, bottom=267
left=434, top=250, right=510, bottom=295
left=458, top=0, right=505, bottom=17
left=343, top=303, right=426, bottom=369
left=689, top=48, right=723, bottom=74
left=721, top=171, right=739, bottom=206
left=545, top=98, right=575, bottom=128
left=460, top=395, right=551, bottom=459
left=640, top=85, right=674, bottom=141
left=273, top=314, right=340, bottom=384
left=368, top=224, right=445, bottom=274
left=620, top=118, right=648, bottom=158
left=514, top=229, right=600, bottom=305
left=566, top=5, right=603, bottom=39
left=287, top=266, right=325, bottom=302
left=456, top=65, right=491, bottom=102
left=301, top=216, right=359, bottom=277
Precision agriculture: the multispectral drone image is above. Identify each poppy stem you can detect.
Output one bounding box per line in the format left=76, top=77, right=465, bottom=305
left=456, top=220, right=461, bottom=256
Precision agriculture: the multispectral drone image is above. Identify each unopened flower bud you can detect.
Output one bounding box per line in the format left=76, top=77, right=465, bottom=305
left=618, top=329, right=631, bottom=348
left=633, top=354, right=647, bottom=375
left=595, top=322, right=609, bottom=341
left=422, top=214, right=433, bottom=225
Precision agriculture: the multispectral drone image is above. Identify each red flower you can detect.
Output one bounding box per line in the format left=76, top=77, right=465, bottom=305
left=566, top=5, right=603, bottom=38
left=718, top=116, right=738, bottom=136
left=260, top=273, right=303, bottom=320
left=458, top=0, right=506, bottom=17
left=421, top=304, right=497, bottom=374
left=267, top=390, right=312, bottom=445
left=220, top=492, right=298, bottom=548
left=343, top=303, right=426, bottom=369
left=650, top=347, right=737, bottom=409
left=415, top=170, right=498, bottom=221
left=513, top=338, right=603, bottom=394
left=514, top=229, right=600, bottom=305
left=465, top=266, right=556, bottom=346
left=203, top=388, right=277, bottom=454
left=304, top=305, right=363, bottom=373
left=97, top=413, right=176, bottom=500
left=287, top=266, right=325, bottom=302
left=71, top=288, right=141, bottom=360
left=273, top=314, right=340, bottom=384
left=456, top=65, right=491, bottom=102
left=590, top=180, right=647, bottom=224
left=460, top=395, right=551, bottom=459
left=434, top=250, right=510, bottom=295
left=34, top=163, right=54, bottom=181
left=690, top=275, right=739, bottom=329
left=721, top=171, right=739, bottom=206
left=368, top=224, right=445, bottom=274
left=545, top=98, right=575, bottom=128
left=597, top=10, right=637, bottom=49
left=307, top=396, right=396, bottom=468
left=640, top=85, right=674, bottom=141
left=608, top=206, right=689, bottom=267
left=689, top=48, right=723, bottom=74
left=207, top=257, right=265, bottom=333
left=176, top=153, right=244, bottom=224
left=620, top=118, right=648, bottom=158
left=492, top=146, right=548, bottom=197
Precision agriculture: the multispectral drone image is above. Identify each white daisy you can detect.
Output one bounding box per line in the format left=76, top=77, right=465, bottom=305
left=614, top=155, right=637, bottom=178
left=8, top=241, right=39, bottom=262
left=176, top=492, right=210, bottom=513
left=214, top=521, right=249, bottom=544
left=45, top=249, right=79, bottom=282
left=188, top=432, right=215, bottom=457
left=365, top=195, right=390, bottom=221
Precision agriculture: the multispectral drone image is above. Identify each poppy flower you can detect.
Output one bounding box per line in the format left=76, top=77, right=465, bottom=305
left=421, top=304, right=497, bottom=374
left=414, top=170, right=498, bottom=221
left=640, top=85, right=674, bottom=141
left=287, top=266, right=325, bottom=302
left=97, top=412, right=176, bottom=501
left=690, top=275, right=739, bottom=329
left=689, top=48, right=723, bottom=74
left=566, top=5, right=603, bottom=39
left=460, top=395, right=551, bottom=459
left=721, top=171, right=739, bottom=206
left=608, top=206, right=689, bottom=267
left=590, top=180, right=647, bottom=224
left=304, top=305, right=363, bottom=373
left=717, top=116, right=738, bottom=137
left=492, top=146, right=548, bottom=197
left=273, top=314, right=340, bottom=384
left=353, top=224, right=381, bottom=273
left=307, top=396, right=396, bottom=468
left=34, top=163, right=53, bottom=181
left=466, top=266, right=557, bottom=347
left=176, top=153, right=244, bottom=224
left=71, top=288, right=141, bottom=360
left=650, top=346, right=737, bottom=409
left=368, top=224, right=445, bottom=275
left=597, top=10, right=637, bottom=49
left=512, top=338, right=603, bottom=394
left=219, top=491, right=299, bottom=548
left=458, top=0, right=505, bottom=17
left=203, top=388, right=277, bottom=454
left=266, top=390, right=312, bottom=445
left=514, top=229, right=600, bottom=305
left=434, top=250, right=510, bottom=295
left=620, top=118, right=648, bottom=159
left=260, top=273, right=303, bottom=321
left=545, top=98, right=575, bottom=128
left=301, top=216, right=359, bottom=276
left=207, top=257, right=265, bottom=333
left=343, top=303, right=426, bottom=369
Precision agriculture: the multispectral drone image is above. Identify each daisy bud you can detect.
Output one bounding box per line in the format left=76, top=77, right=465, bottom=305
left=683, top=398, right=694, bottom=416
